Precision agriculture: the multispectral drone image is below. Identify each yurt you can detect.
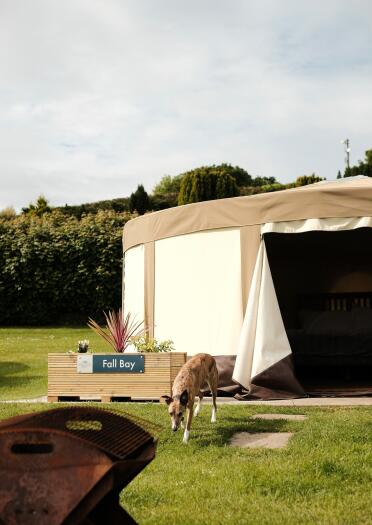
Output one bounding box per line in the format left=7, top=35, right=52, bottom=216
left=123, top=177, right=372, bottom=399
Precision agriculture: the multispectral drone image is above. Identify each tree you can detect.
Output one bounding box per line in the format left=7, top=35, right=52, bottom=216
left=150, top=174, right=183, bottom=210
left=22, top=195, right=51, bottom=216
left=215, top=163, right=252, bottom=186
left=178, top=171, right=239, bottom=205
left=344, top=149, right=372, bottom=178
left=337, top=170, right=342, bottom=179
left=152, top=174, right=184, bottom=195
left=178, top=164, right=252, bottom=189
left=152, top=164, right=252, bottom=209
left=129, top=184, right=150, bottom=215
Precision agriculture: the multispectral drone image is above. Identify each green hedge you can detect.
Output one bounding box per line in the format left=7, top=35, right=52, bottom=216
left=0, top=210, right=133, bottom=325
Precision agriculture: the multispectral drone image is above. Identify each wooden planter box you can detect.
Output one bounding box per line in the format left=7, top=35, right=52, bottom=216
left=48, top=352, right=187, bottom=402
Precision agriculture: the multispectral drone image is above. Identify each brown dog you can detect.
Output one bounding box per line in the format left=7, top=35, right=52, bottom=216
left=161, top=353, right=218, bottom=443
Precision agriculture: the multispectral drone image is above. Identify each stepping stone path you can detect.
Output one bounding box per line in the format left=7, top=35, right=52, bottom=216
left=229, top=414, right=307, bottom=449
left=230, top=432, right=294, bottom=449
left=251, top=413, right=307, bottom=421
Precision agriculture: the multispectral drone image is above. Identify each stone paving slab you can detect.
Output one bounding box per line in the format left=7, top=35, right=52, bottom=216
left=1, top=396, right=48, bottom=403
left=230, top=432, right=294, bottom=449
left=251, top=413, right=307, bottom=421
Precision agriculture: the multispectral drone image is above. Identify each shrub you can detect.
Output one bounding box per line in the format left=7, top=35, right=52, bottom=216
left=295, top=174, right=325, bottom=186
left=0, top=207, right=16, bottom=220
left=0, top=210, right=133, bottom=325
left=130, top=336, right=174, bottom=353
left=149, top=192, right=179, bottom=211
left=55, top=198, right=130, bottom=218
left=259, top=182, right=287, bottom=193
left=250, top=176, right=278, bottom=187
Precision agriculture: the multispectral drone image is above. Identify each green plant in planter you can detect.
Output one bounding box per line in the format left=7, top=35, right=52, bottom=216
left=130, top=336, right=174, bottom=353
left=77, top=339, right=89, bottom=353
left=88, top=309, right=144, bottom=353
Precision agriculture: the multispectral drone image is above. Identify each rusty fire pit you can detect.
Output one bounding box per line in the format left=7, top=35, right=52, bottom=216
left=0, top=407, right=158, bottom=524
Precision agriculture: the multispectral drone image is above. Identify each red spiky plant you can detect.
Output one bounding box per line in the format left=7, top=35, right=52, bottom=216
left=88, top=309, right=144, bottom=353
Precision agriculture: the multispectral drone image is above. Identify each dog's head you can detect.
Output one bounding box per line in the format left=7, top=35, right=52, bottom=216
left=160, top=390, right=188, bottom=431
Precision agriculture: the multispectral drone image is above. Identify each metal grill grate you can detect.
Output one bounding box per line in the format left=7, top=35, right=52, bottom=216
left=0, top=407, right=158, bottom=524
left=0, top=407, right=155, bottom=460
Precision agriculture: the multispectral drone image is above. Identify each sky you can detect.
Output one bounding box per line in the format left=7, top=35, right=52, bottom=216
left=1, top=0, right=372, bottom=210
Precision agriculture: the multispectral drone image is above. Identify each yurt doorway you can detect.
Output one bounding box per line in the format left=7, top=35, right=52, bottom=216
left=265, top=228, right=372, bottom=395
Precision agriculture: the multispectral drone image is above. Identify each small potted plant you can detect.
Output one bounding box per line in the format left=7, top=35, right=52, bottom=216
left=77, top=340, right=89, bottom=353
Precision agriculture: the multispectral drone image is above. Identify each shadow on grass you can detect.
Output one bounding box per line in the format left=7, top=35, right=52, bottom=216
left=0, top=361, right=44, bottom=394
left=0, top=376, right=44, bottom=391
left=195, top=417, right=289, bottom=447
left=0, top=362, right=30, bottom=375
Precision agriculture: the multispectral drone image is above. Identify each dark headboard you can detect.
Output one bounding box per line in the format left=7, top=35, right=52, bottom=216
left=297, top=292, right=372, bottom=312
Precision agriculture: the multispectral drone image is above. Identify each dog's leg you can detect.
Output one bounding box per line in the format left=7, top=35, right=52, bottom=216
left=183, top=405, right=194, bottom=444
left=209, top=369, right=218, bottom=423
left=194, top=393, right=203, bottom=417
left=211, top=391, right=217, bottom=423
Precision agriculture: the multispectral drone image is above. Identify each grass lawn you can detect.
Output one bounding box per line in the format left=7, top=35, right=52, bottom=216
left=0, top=402, right=371, bottom=525
left=0, top=328, right=371, bottom=523
left=0, top=327, right=110, bottom=400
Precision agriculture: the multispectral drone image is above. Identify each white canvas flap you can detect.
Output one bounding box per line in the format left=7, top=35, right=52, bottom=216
left=233, top=240, right=292, bottom=389
left=262, top=216, right=372, bottom=235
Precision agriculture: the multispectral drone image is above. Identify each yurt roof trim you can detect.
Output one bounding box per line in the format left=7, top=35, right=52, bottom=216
left=123, top=177, right=372, bottom=251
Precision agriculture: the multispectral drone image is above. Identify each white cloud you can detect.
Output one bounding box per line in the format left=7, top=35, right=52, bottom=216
left=0, top=0, right=371, bottom=209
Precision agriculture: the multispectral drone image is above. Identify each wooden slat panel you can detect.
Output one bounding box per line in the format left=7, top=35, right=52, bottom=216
left=49, top=387, right=169, bottom=392
left=49, top=370, right=172, bottom=377
left=48, top=353, right=186, bottom=364
left=47, top=352, right=186, bottom=401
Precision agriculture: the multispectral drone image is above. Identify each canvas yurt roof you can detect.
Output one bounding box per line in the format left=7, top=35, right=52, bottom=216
left=123, top=177, right=372, bottom=251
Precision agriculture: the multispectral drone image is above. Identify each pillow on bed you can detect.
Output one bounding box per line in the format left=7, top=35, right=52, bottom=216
left=299, top=310, right=355, bottom=336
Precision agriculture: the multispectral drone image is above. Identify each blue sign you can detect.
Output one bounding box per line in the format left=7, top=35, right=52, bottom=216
left=92, top=354, right=144, bottom=373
